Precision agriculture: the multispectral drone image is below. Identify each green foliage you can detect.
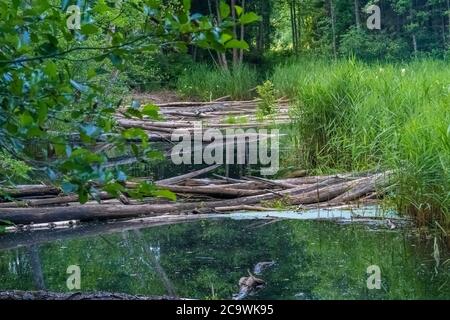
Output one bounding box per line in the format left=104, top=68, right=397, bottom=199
left=0, top=151, right=30, bottom=184
left=275, top=58, right=450, bottom=226
left=223, top=115, right=248, bottom=125
left=125, top=52, right=194, bottom=91
left=176, top=64, right=258, bottom=101
left=339, top=28, right=410, bottom=61
left=0, top=0, right=255, bottom=201
left=256, top=80, right=277, bottom=118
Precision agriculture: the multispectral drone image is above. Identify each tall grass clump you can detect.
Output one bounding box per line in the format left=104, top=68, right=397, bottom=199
left=275, top=58, right=450, bottom=227
left=177, top=64, right=258, bottom=101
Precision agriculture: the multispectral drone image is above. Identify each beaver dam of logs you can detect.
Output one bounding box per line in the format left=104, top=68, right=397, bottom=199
left=0, top=100, right=449, bottom=300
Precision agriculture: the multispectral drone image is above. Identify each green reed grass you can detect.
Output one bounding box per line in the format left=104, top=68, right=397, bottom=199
left=176, top=64, right=258, bottom=101
left=273, top=58, right=450, bottom=227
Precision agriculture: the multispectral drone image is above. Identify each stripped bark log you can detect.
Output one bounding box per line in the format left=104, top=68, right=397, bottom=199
left=155, top=164, right=221, bottom=185
left=1, top=185, right=60, bottom=198
left=330, top=172, right=392, bottom=203
left=158, top=185, right=265, bottom=198
left=214, top=205, right=277, bottom=212
left=0, top=173, right=390, bottom=225
left=0, top=192, right=116, bottom=208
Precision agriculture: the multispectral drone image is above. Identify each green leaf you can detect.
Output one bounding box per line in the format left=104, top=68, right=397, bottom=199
left=79, top=189, right=88, bottom=204
left=219, top=1, right=231, bottom=19
left=154, top=189, right=177, bottom=201
left=239, top=12, right=260, bottom=25
left=225, top=39, right=249, bottom=50
left=81, top=24, right=99, bottom=36
left=219, top=33, right=233, bottom=44
left=43, top=61, right=58, bottom=79
left=142, top=104, right=161, bottom=120
left=19, top=112, right=34, bottom=127
left=93, top=0, right=109, bottom=13
left=103, top=182, right=126, bottom=197
left=235, top=5, right=243, bottom=17
left=183, top=0, right=191, bottom=11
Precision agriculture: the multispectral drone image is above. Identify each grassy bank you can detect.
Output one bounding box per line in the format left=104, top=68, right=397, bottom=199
left=273, top=58, right=450, bottom=227
left=176, top=64, right=259, bottom=101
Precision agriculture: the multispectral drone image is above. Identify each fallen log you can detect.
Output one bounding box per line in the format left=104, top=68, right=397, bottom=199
left=330, top=172, right=392, bottom=203
left=1, top=185, right=60, bottom=198
left=0, top=173, right=389, bottom=225
left=155, top=164, right=221, bottom=185
left=0, top=290, right=180, bottom=301
left=0, top=192, right=112, bottom=208
left=214, top=205, right=277, bottom=212
left=159, top=185, right=265, bottom=198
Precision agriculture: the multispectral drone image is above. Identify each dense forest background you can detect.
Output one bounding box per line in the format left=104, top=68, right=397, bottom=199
left=127, top=0, right=450, bottom=91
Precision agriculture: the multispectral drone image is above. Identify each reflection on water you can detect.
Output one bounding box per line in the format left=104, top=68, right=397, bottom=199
left=0, top=219, right=449, bottom=300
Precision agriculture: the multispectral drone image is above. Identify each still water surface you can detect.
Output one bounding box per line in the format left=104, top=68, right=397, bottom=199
left=0, top=214, right=449, bottom=299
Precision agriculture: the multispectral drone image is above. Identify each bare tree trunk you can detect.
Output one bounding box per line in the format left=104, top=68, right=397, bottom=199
left=410, top=5, right=418, bottom=58
left=239, top=0, right=246, bottom=63
left=296, top=0, right=302, bottom=51
left=290, top=0, right=298, bottom=52
left=330, top=0, right=337, bottom=59
left=354, top=0, right=361, bottom=29
left=447, top=0, right=450, bottom=44
left=231, top=0, right=239, bottom=67
left=412, top=34, right=418, bottom=57
left=215, top=0, right=228, bottom=70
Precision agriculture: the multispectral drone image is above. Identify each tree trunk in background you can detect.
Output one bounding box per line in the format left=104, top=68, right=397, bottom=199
left=231, top=0, right=239, bottom=67
left=354, top=0, right=361, bottom=29
left=290, top=0, right=295, bottom=51
left=239, top=0, right=246, bottom=63
left=447, top=0, right=450, bottom=44
left=257, top=0, right=266, bottom=55
left=330, top=0, right=337, bottom=59
left=296, top=0, right=302, bottom=51
left=409, top=5, right=418, bottom=58
left=290, top=0, right=300, bottom=53
left=412, top=34, right=418, bottom=57
left=215, top=0, right=228, bottom=70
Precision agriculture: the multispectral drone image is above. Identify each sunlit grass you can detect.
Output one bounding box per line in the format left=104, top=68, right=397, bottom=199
left=176, top=64, right=258, bottom=101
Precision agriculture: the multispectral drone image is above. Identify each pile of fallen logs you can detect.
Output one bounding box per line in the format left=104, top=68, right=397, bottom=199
left=115, top=99, right=292, bottom=142
left=0, top=165, right=393, bottom=226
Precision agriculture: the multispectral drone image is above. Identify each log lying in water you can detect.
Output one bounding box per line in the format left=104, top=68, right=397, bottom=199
left=0, top=290, right=181, bottom=300
left=0, top=172, right=391, bottom=225
left=0, top=169, right=392, bottom=225
left=155, top=164, right=221, bottom=185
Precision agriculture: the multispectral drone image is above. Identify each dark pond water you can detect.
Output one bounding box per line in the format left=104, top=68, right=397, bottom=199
left=0, top=215, right=449, bottom=300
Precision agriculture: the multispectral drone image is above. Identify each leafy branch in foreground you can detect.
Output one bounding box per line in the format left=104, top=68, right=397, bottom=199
left=0, top=0, right=259, bottom=203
